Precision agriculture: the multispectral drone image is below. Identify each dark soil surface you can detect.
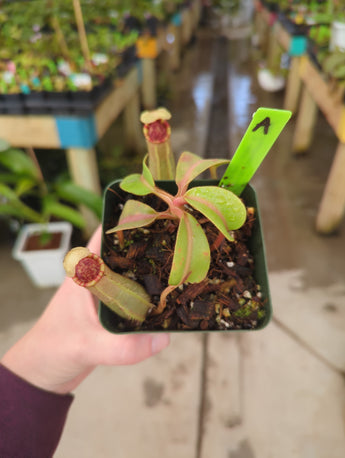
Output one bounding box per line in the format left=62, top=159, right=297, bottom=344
left=23, top=232, right=62, bottom=251
left=102, top=192, right=267, bottom=332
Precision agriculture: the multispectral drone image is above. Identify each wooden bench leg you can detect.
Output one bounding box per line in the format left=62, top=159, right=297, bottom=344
left=292, top=86, right=318, bottom=154
left=141, top=58, right=157, bottom=110
left=267, top=28, right=282, bottom=75
left=181, top=8, right=192, bottom=46
left=254, top=10, right=268, bottom=53
left=123, top=91, right=144, bottom=154
left=284, top=56, right=302, bottom=113
left=66, top=147, right=101, bottom=236
left=168, top=24, right=181, bottom=71
left=316, top=141, right=345, bottom=234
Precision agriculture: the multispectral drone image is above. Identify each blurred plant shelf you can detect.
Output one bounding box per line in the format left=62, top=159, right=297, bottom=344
left=0, top=0, right=188, bottom=115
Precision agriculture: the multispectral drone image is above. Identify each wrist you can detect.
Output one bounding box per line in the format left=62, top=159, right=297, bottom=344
left=1, top=317, right=95, bottom=395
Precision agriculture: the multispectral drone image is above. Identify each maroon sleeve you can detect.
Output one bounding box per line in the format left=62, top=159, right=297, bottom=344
left=0, top=364, right=73, bottom=458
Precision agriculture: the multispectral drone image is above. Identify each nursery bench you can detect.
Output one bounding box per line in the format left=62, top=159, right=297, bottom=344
left=137, top=0, right=201, bottom=110
left=292, top=55, right=345, bottom=234
left=254, top=2, right=307, bottom=113
left=0, top=66, right=142, bottom=235
left=273, top=19, right=307, bottom=113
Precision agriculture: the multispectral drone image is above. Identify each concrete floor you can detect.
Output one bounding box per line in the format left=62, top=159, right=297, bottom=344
left=1, top=22, right=345, bottom=458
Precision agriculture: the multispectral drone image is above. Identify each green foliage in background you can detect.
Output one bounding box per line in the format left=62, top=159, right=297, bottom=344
left=0, top=139, right=102, bottom=229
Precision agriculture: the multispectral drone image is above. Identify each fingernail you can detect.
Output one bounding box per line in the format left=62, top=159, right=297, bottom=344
left=151, top=334, right=170, bottom=355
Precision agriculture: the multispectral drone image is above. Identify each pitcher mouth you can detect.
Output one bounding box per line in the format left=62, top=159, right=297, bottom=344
left=143, top=119, right=171, bottom=144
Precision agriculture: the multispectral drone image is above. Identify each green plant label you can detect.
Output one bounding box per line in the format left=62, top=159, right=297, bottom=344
left=219, top=107, right=292, bottom=195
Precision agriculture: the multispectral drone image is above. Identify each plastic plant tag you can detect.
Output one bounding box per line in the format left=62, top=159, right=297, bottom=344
left=219, top=107, right=292, bottom=195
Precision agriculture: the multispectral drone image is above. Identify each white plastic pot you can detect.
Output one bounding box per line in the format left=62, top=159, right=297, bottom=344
left=330, top=21, right=345, bottom=52
left=12, top=222, right=73, bottom=288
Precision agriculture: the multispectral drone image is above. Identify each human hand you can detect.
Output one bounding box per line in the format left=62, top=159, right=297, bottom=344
left=1, top=225, right=170, bottom=395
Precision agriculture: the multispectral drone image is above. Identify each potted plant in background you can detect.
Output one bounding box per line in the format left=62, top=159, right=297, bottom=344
left=64, top=107, right=291, bottom=333
left=0, top=139, right=102, bottom=287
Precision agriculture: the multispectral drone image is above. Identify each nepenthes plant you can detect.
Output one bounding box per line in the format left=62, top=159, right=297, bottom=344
left=64, top=107, right=291, bottom=329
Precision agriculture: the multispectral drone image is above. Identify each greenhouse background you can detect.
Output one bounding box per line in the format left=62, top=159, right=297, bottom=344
left=1, top=1, right=345, bottom=457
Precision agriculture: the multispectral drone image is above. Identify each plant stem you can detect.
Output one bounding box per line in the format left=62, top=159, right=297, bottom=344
left=147, top=140, right=175, bottom=180
left=48, top=1, right=73, bottom=66
left=73, top=0, right=92, bottom=72
left=27, top=147, right=48, bottom=195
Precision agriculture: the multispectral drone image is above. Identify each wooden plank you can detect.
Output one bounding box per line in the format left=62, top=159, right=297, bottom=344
left=0, top=115, right=60, bottom=148
left=316, top=141, right=345, bottom=234
left=157, top=26, right=167, bottom=54
left=200, top=334, right=242, bottom=457
left=292, top=85, right=318, bottom=153
left=141, top=58, right=157, bottom=110
left=284, top=56, right=302, bottom=113
left=181, top=7, right=192, bottom=46
left=267, top=27, right=283, bottom=74
left=300, top=57, right=343, bottom=139
left=191, top=0, right=202, bottom=30
left=167, top=22, right=181, bottom=71
left=95, top=67, right=140, bottom=140
left=336, top=106, right=345, bottom=142
left=262, top=7, right=277, bottom=26
left=66, top=147, right=101, bottom=236
left=254, top=8, right=270, bottom=52
left=275, top=21, right=291, bottom=52
left=123, top=91, right=144, bottom=154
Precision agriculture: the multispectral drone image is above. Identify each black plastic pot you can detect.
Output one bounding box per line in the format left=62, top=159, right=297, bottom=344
left=99, top=179, right=272, bottom=334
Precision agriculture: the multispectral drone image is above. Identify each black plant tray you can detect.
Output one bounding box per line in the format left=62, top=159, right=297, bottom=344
left=278, top=11, right=310, bottom=36
left=0, top=76, right=114, bottom=115
left=0, top=93, right=25, bottom=114
left=99, top=179, right=272, bottom=334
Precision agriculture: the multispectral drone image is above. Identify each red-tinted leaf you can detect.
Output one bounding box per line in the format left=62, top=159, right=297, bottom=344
left=106, top=200, right=158, bottom=234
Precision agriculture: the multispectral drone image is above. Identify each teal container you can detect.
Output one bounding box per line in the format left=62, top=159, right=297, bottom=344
left=99, top=179, right=272, bottom=333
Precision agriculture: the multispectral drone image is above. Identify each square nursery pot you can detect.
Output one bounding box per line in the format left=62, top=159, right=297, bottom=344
left=12, top=221, right=73, bottom=288
left=100, top=179, right=272, bottom=333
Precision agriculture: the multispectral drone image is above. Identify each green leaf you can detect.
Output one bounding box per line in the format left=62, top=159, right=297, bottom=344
left=0, top=183, right=43, bottom=222
left=175, top=151, right=228, bottom=193
left=0, top=172, right=21, bottom=184
left=0, top=138, right=9, bottom=152
left=15, top=178, right=37, bottom=197
left=55, top=181, right=102, bottom=219
left=106, top=200, right=158, bottom=234
left=333, top=65, right=345, bottom=79
left=142, top=154, right=155, bottom=187
left=120, top=155, right=156, bottom=196
left=43, top=197, right=85, bottom=228
left=0, top=203, right=42, bottom=223
left=0, top=204, right=26, bottom=219
left=169, top=212, right=210, bottom=286
left=0, top=148, right=39, bottom=179
left=322, top=51, right=345, bottom=73
left=185, top=186, right=247, bottom=240
left=120, top=173, right=153, bottom=196
left=0, top=182, right=19, bottom=200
